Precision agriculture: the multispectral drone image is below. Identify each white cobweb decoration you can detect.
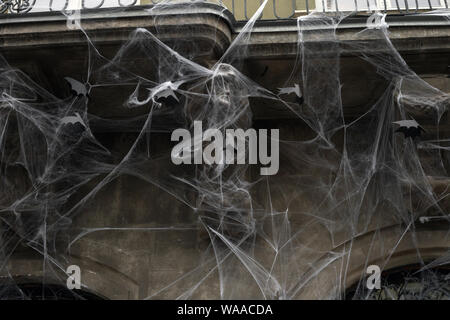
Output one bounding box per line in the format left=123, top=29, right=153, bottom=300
left=0, top=0, right=449, bottom=300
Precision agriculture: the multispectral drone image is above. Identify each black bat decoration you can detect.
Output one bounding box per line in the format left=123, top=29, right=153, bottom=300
left=278, top=83, right=304, bottom=105
left=151, top=81, right=181, bottom=106
left=59, top=113, right=87, bottom=144
left=61, top=112, right=86, bottom=128
left=65, top=77, right=89, bottom=98
left=393, top=119, right=426, bottom=139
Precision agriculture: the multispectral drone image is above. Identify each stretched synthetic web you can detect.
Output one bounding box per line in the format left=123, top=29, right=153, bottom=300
left=0, top=0, right=449, bottom=300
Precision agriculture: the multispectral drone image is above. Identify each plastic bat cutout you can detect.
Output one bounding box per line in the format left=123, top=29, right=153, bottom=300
left=59, top=112, right=87, bottom=144
left=64, top=77, right=89, bottom=98
left=393, top=119, right=426, bottom=139
left=150, top=81, right=182, bottom=105
left=278, top=83, right=304, bottom=105
left=60, top=112, right=86, bottom=128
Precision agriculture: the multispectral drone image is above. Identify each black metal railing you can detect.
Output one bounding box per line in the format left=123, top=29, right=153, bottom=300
left=1, top=0, right=35, bottom=13
left=0, top=0, right=448, bottom=18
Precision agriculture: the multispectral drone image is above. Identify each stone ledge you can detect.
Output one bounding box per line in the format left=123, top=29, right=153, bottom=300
left=0, top=4, right=234, bottom=58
